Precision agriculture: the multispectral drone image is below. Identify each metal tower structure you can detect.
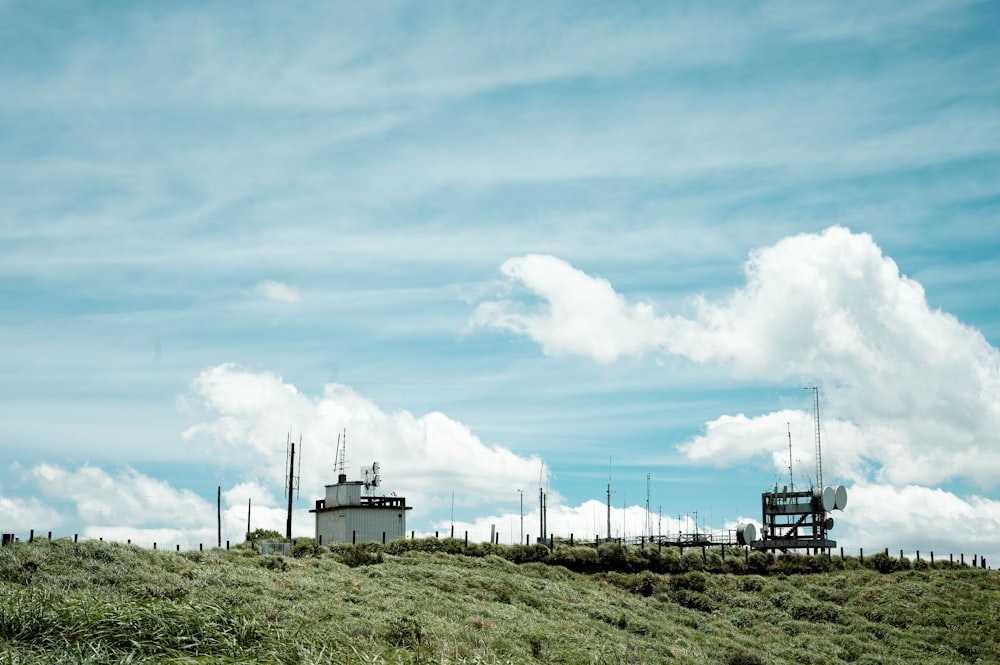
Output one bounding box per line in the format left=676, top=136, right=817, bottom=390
left=811, top=386, right=823, bottom=489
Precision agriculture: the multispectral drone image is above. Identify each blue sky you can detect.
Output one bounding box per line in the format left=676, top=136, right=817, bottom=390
left=2, top=1, right=999, bottom=562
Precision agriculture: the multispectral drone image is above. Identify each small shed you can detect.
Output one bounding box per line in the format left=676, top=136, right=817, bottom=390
left=310, top=470, right=410, bottom=545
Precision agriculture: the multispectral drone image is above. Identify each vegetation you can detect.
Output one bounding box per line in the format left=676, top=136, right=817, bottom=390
left=0, top=537, right=996, bottom=664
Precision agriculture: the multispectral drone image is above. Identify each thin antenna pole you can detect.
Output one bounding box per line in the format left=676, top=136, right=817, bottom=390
left=285, top=433, right=296, bottom=540
left=538, top=462, right=547, bottom=543
left=810, top=387, right=823, bottom=488
left=787, top=422, right=794, bottom=490
left=646, top=473, right=651, bottom=540
left=247, top=497, right=251, bottom=535
left=217, top=485, right=222, bottom=549
left=606, top=458, right=612, bottom=541
left=297, top=434, right=303, bottom=495
left=518, top=489, right=523, bottom=543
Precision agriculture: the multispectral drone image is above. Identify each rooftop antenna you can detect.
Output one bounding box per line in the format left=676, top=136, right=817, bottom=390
left=787, top=422, right=794, bottom=491
left=335, top=428, right=348, bottom=478
left=808, top=386, right=823, bottom=489
left=333, top=430, right=341, bottom=475
left=284, top=431, right=302, bottom=540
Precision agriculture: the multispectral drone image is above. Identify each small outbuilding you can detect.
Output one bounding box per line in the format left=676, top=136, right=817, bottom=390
left=310, top=464, right=410, bottom=545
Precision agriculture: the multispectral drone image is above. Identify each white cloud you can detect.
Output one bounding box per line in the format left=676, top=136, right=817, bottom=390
left=253, top=279, right=300, bottom=303
left=0, top=492, right=63, bottom=533
left=837, top=483, right=1000, bottom=563
left=434, top=498, right=694, bottom=546
left=475, top=227, right=1000, bottom=489
left=182, top=363, right=545, bottom=518
left=31, top=464, right=211, bottom=528
left=20, top=464, right=312, bottom=548
left=472, top=254, right=679, bottom=363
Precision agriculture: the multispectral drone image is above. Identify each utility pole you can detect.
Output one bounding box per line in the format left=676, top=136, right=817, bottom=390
left=217, top=486, right=222, bottom=548
left=285, top=441, right=295, bottom=540
left=284, top=433, right=301, bottom=541
left=247, top=498, right=251, bottom=535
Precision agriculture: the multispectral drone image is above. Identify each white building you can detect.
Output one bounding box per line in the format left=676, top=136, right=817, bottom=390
left=311, top=471, right=410, bottom=545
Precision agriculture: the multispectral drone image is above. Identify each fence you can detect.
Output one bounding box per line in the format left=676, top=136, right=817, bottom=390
left=1, top=530, right=234, bottom=553
left=2, top=528, right=991, bottom=570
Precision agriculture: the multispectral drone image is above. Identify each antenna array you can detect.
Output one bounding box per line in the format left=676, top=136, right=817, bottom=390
left=810, top=387, right=823, bottom=489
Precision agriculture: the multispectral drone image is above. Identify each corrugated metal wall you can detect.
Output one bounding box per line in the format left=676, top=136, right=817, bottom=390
left=316, top=507, right=405, bottom=544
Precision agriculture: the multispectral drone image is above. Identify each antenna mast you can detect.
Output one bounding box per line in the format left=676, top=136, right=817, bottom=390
left=285, top=432, right=302, bottom=540
left=538, top=462, right=547, bottom=543
left=810, top=387, right=823, bottom=489
left=787, top=422, right=794, bottom=490
left=606, top=458, right=612, bottom=541
left=645, top=473, right=652, bottom=540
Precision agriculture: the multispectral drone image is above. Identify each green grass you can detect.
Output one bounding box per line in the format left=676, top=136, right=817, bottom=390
left=0, top=538, right=996, bottom=664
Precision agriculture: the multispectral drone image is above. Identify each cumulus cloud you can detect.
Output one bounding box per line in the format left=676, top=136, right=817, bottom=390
left=23, top=464, right=308, bottom=548
left=0, top=492, right=62, bottom=532
left=182, top=363, right=545, bottom=518
left=32, top=464, right=212, bottom=529
left=472, top=254, right=678, bottom=363
left=253, top=279, right=300, bottom=303
left=474, top=227, right=1000, bottom=490
left=838, top=483, right=1000, bottom=561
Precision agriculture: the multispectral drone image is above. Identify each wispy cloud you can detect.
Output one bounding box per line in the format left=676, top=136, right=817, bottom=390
left=253, top=279, right=300, bottom=304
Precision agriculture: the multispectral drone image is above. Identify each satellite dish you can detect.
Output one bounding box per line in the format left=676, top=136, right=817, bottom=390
left=822, top=486, right=836, bottom=512
left=736, top=522, right=757, bottom=546
left=814, top=486, right=836, bottom=511
left=824, top=517, right=835, bottom=530
left=834, top=485, right=848, bottom=511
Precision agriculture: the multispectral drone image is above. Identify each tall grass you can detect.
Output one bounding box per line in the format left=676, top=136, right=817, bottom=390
left=0, top=537, right=996, bottom=664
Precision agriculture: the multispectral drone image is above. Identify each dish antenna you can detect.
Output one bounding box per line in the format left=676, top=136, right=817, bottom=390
left=362, top=461, right=381, bottom=494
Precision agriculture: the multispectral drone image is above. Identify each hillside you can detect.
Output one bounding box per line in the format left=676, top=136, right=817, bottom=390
left=0, top=538, right=997, bottom=664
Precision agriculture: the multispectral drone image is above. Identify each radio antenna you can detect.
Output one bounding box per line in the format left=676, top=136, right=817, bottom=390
left=787, top=422, right=794, bottom=490
left=284, top=432, right=302, bottom=539
left=809, top=386, right=823, bottom=489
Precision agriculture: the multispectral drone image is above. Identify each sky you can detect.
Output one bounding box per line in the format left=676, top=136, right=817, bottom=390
left=2, top=1, right=999, bottom=564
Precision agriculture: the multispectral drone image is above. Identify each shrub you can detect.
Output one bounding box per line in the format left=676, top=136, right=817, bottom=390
left=244, top=529, right=283, bottom=547
left=338, top=546, right=384, bottom=568
left=867, top=552, right=904, bottom=574
left=259, top=556, right=290, bottom=572
left=383, top=615, right=422, bottom=647
left=672, top=588, right=716, bottom=612
left=787, top=600, right=842, bottom=624
left=291, top=537, right=318, bottom=558
left=670, top=571, right=708, bottom=593
left=597, top=543, right=628, bottom=571
left=746, top=551, right=773, bottom=575
left=549, top=545, right=600, bottom=573
left=681, top=549, right=706, bottom=572
left=503, top=544, right=551, bottom=564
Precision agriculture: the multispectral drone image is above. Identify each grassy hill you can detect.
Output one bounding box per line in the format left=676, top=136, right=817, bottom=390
left=0, top=537, right=997, bottom=664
